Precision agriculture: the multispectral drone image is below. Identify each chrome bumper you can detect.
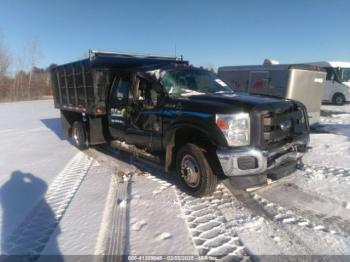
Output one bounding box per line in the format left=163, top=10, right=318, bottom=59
left=217, top=136, right=308, bottom=177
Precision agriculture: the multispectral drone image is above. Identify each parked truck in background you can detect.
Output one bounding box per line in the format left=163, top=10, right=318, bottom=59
left=50, top=50, right=310, bottom=196
left=218, top=61, right=326, bottom=125
left=305, top=61, right=350, bottom=105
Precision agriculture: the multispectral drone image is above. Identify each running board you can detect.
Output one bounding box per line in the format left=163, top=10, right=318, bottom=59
left=109, top=140, right=162, bottom=165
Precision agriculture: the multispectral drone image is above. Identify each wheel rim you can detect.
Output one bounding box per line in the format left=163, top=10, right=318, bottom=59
left=336, top=96, right=343, bottom=105
left=180, top=154, right=200, bottom=188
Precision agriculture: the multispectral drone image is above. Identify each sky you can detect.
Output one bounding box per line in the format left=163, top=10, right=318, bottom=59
left=1, top=0, right=350, bottom=70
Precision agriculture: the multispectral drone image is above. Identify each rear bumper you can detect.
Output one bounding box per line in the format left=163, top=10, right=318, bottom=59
left=216, top=134, right=309, bottom=187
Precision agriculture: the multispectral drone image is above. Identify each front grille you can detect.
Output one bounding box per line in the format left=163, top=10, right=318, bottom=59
left=262, top=108, right=306, bottom=147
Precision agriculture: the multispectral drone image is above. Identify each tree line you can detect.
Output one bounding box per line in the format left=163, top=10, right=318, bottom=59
left=0, top=34, right=52, bottom=102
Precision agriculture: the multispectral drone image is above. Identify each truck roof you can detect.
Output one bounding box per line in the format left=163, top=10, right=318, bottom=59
left=51, top=49, right=188, bottom=69
left=218, top=63, right=324, bottom=72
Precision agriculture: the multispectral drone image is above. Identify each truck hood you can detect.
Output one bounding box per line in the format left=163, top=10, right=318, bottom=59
left=175, top=92, right=299, bottom=115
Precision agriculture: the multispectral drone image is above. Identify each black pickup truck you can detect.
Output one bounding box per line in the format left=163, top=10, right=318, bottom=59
left=50, top=50, right=309, bottom=196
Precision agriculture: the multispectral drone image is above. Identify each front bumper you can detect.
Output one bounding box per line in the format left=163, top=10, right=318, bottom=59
left=216, top=135, right=309, bottom=187
left=346, top=92, right=350, bottom=102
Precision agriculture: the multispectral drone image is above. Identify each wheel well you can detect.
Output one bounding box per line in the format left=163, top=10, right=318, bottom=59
left=60, top=110, right=86, bottom=138
left=167, top=127, right=224, bottom=178
left=333, top=92, right=345, bottom=100
left=174, top=128, right=213, bottom=150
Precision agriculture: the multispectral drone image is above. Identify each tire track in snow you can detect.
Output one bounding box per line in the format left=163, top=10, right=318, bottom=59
left=225, top=173, right=349, bottom=237
left=293, top=164, right=350, bottom=235
left=145, top=172, right=251, bottom=261
left=3, top=152, right=93, bottom=259
left=303, top=164, right=350, bottom=180
left=223, top=182, right=315, bottom=255
left=88, top=146, right=350, bottom=256
left=250, top=193, right=343, bottom=236
left=175, top=187, right=250, bottom=261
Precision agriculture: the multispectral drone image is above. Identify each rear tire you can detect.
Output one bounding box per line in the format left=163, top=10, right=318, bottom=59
left=176, top=143, right=218, bottom=197
left=333, top=93, right=345, bottom=105
left=71, top=121, right=88, bottom=150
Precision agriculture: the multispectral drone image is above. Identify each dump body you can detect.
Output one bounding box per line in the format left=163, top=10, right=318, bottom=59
left=218, top=64, right=326, bottom=125
left=50, top=51, right=188, bottom=115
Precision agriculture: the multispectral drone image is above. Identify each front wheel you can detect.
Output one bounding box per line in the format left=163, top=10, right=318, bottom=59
left=71, top=121, right=88, bottom=150
left=333, top=93, right=345, bottom=105
left=176, top=143, right=218, bottom=197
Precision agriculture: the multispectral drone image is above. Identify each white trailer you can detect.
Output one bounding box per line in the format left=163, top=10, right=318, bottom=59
left=218, top=63, right=326, bottom=125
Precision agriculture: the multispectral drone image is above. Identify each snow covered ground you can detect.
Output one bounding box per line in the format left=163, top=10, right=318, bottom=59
left=0, top=100, right=113, bottom=259
left=1, top=100, right=350, bottom=261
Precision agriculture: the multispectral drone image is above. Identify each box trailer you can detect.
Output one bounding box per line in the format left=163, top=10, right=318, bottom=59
left=218, top=63, right=326, bottom=125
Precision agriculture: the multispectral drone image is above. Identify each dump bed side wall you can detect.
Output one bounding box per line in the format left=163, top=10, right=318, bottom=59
left=51, top=61, right=111, bottom=115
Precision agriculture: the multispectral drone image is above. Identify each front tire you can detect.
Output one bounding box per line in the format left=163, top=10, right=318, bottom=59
left=176, top=143, right=218, bottom=197
left=71, top=121, right=88, bottom=150
left=333, top=93, right=345, bottom=105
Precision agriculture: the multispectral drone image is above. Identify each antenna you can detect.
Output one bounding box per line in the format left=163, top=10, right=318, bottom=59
left=174, top=43, right=177, bottom=59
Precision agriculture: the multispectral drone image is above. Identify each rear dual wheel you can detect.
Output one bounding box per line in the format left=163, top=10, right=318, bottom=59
left=72, top=121, right=88, bottom=150
left=176, top=143, right=218, bottom=197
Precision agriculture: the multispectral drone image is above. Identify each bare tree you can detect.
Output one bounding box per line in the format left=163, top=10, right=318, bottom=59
left=26, top=38, right=42, bottom=97
left=13, top=56, right=25, bottom=99
left=0, top=32, right=11, bottom=77
left=0, top=32, right=50, bottom=102
left=0, top=32, right=12, bottom=101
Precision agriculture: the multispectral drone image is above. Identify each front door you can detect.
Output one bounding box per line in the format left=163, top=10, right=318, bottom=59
left=108, top=76, right=130, bottom=141
left=125, top=75, right=163, bottom=153
left=323, top=67, right=337, bottom=101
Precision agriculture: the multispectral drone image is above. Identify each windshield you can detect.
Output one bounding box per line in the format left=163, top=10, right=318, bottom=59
left=339, top=68, right=350, bottom=82
left=160, top=68, right=233, bottom=96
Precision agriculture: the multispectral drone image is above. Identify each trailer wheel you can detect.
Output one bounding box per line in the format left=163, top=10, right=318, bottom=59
left=176, top=143, right=218, bottom=197
left=333, top=93, right=345, bottom=105
left=72, top=121, right=88, bottom=150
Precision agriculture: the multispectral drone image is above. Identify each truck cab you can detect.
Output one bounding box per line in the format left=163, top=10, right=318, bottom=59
left=307, top=61, right=350, bottom=105
left=51, top=51, right=310, bottom=197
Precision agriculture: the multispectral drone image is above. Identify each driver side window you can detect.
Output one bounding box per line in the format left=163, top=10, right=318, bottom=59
left=326, top=68, right=335, bottom=81
left=135, top=77, right=159, bottom=109
left=110, top=77, right=130, bottom=108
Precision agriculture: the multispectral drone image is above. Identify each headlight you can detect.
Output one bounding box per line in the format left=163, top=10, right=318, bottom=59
left=216, top=113, right=250, bottom=146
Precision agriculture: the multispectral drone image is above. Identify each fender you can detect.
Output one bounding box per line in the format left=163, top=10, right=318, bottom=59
left=163, top=116, right=227, bottom=171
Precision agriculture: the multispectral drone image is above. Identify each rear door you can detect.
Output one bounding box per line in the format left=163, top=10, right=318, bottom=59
left=108, top=76, right=131, bottom=141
